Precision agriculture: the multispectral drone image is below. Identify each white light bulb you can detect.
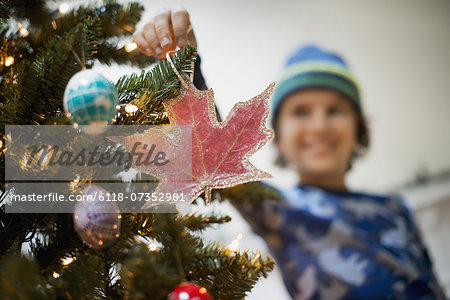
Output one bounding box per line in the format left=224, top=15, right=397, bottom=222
left=124, top=104, right=138, bottom=113
left=59, top=3, right=70, bottom=14
left=5, top=56, right=14, bottom=67
left=228, top=233, right=243, bottom=252
left=124, top=42, right=137, bottom=53
left=61, top=257, right=76, bottom=266
left=20, top=27, right=29, bottom=37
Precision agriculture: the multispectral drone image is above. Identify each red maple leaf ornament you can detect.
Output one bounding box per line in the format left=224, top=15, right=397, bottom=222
left=111, top=78, right=275, bottom=208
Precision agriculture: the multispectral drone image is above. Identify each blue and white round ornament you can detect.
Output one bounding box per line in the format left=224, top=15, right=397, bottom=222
left=73, top=185, right=121, bottom=249
left=63, top=69, right=119, bottom=134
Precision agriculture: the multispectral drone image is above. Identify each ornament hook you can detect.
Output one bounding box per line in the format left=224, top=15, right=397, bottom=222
left=165, top=50, right=192, bottom=90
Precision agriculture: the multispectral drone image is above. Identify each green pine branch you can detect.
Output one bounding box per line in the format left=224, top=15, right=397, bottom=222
left=31, top=214, right=86, bottom=274
left=2, top=0, right=50, bottom=27
left=0, top=254, right=47, bottom=300
left=217, top=181, right=282, bottom=205
left=95, top=41, right=157, bottom=68
left=114, top=45, right=197, bottom=125
left=48, top=254, right=106, bottom=300
left=1, top=16, right=97, bottom=126
left=120, top=234, right=275, bottom=300
left=31, top=1, right=143, bottom=45
left=0, top=1, right=9, bottom=24
left=192, top=242, right=275, bottom=299
left=120, top=213, right=274, bottom=299
left=177, top=213, right=232, bottom=232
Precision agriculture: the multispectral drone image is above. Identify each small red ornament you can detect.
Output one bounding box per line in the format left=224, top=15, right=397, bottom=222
left=167, top=282, right=213, bottom=300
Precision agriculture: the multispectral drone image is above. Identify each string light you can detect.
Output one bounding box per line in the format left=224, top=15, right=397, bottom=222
left=124, top=42, right=137, bottom=53
left=147, top=243, right=158, bottom=251
left=61, top=257, right=76, bottom=266
left=227, top=233, right=243, bottom=256
left=124, top=104, right=138, bottom=114
left=147, top=240, right=162, bottom=252
left=5, top=56, right=14, bottom=67
left=17, top=22, right=29, bottom=37
left=59, top=3, right=70, bottom=14
left=53, top=272, right=60, bottom=278
left=115, top=104, right=121, bottom=110
left=20, top=28, right=29, bottom=37
left=251, top=252, right=261, bottom=262
left=69, top=175, right=80, bottom=189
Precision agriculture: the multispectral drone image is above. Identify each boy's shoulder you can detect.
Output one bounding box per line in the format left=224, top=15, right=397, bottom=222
left=270, top=183, right=411, bottom=218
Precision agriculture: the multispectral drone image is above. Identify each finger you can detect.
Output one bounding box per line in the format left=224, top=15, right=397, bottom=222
left=153, top=8, right=173, bottom=50
left=142, top=22, right=163, bottom=57
left=171, top=7, right=190, bottom=47
left=132, top=30, right=153, bottom=56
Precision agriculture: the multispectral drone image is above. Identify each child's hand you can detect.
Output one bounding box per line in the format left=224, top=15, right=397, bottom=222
left=133, top=7, right=197, bottom=59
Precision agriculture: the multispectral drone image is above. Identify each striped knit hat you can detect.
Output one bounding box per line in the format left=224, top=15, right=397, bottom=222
left=271, top=45, right=361, bottom=128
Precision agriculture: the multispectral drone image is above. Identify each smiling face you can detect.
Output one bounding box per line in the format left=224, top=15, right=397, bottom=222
left=275, top=88, right=358, bottom=186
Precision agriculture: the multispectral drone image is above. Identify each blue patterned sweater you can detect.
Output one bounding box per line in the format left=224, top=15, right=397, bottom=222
left=234, top=184, right=446, bottom=300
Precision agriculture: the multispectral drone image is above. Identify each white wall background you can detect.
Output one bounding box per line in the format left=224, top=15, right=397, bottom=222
left=88, top=0, right=450, bottom=298
left=93, top=0, right=450, bottom=192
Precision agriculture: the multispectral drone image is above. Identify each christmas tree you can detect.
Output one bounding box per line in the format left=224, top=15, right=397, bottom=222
left=0, top=1, right=279, bottom=299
